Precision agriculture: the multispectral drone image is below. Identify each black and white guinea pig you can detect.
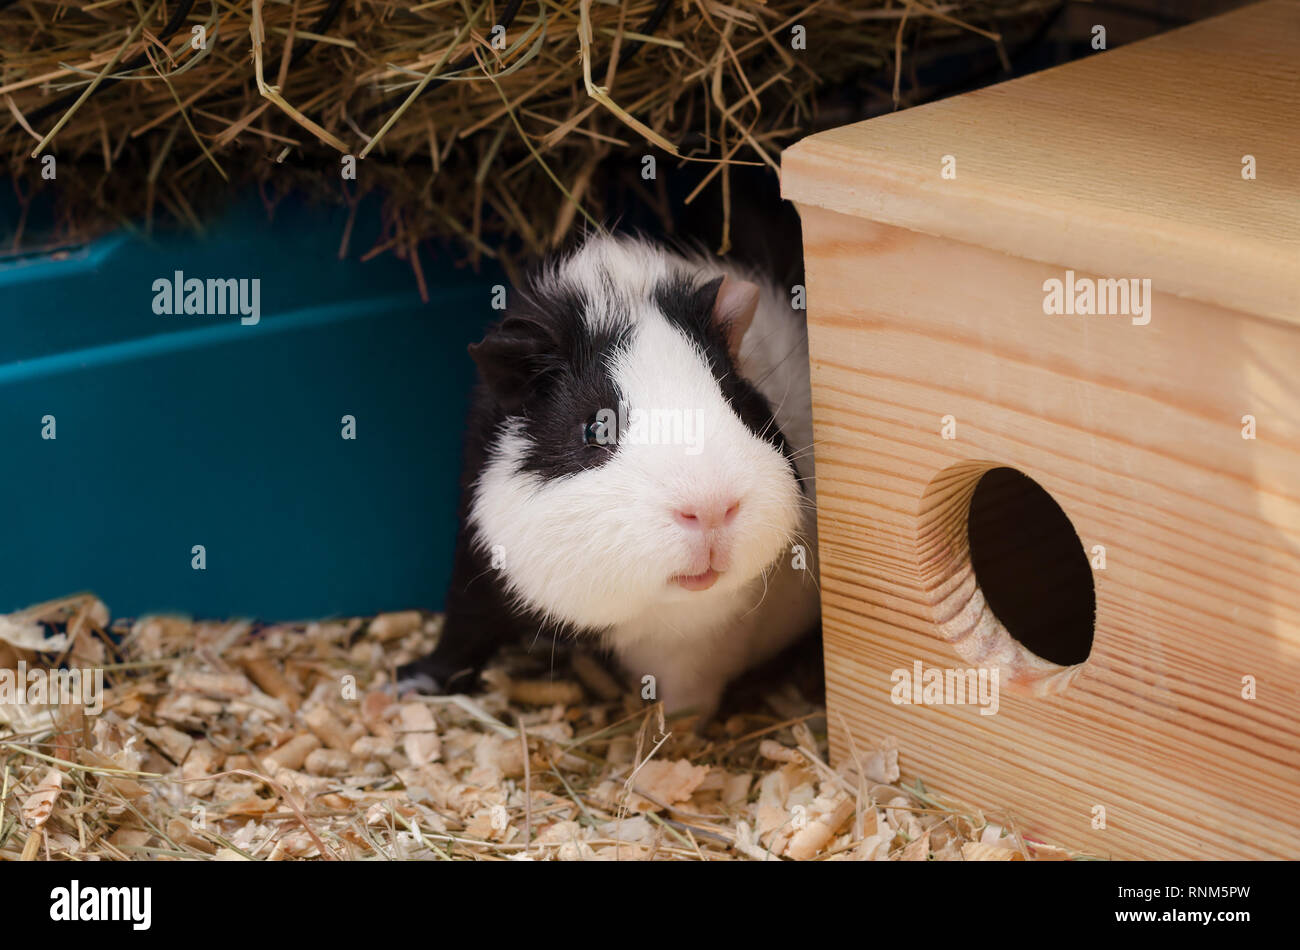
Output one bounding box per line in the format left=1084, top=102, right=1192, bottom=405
left=401, top=233, right=820, bottom=718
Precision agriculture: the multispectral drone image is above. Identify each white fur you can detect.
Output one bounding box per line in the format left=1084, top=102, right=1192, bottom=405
left=471, top=235, right=819, bottom=716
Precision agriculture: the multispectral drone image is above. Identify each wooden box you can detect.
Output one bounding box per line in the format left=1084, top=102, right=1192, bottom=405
left=782, top=0, right=1300, bottom=859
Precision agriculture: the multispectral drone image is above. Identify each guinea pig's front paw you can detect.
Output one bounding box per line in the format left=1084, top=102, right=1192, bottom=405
left=393, top=655, right=455, bottom=696
left=387, top=670, right=439, bottom=696
left=395, top=650, right=490, bottom=696
left=393, top=669, right=442, bottom=696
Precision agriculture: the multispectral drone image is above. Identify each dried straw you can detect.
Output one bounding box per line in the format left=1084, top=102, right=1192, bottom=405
left=1, top=0, right=1051, bottom=282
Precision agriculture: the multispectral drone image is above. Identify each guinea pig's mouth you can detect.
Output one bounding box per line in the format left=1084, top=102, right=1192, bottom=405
left=671, top=568, right=720, bottom=592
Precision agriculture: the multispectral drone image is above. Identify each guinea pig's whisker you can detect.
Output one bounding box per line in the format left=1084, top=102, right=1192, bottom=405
left=750, top=337, right=809, bottom=390
left=737, top=567, right=774, bottom=622
left=466, top=562, right=505, bottom=589
left=785, top=440, right=826, bottom=461
left=742, top=322, right=790, bottom=356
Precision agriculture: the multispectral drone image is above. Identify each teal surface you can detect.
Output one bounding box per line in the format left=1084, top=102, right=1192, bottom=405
left=0, top=197, right=498, bottom=620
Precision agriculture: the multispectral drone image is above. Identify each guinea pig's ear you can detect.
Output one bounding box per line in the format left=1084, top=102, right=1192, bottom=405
left=468, top=315, right=555, bottom=414
left=711, top=274, right=760, bottom=360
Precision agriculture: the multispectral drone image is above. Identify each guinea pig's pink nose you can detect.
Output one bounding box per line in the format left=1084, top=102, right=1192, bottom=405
left=673, top=498, right=741, bottom=530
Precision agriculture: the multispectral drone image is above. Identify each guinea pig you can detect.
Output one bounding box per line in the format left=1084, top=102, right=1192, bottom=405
left=400, top=233, right=820, bottom=718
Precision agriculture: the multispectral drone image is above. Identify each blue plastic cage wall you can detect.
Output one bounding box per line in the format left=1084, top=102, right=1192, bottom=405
left=0, top=196, right=499, bottom=620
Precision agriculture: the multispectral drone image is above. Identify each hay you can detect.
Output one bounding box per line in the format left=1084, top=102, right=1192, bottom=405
left=1, top=0, right=1053, bottom=281
left=0, top=593, right=1089, bottom=860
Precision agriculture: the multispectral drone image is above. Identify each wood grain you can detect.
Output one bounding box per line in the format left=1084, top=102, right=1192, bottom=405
left=783, top=0, right=1300, bottom=324
left=793, top=204, right=1300, bottom=859
left=782, top=0, right=1300, bottom=859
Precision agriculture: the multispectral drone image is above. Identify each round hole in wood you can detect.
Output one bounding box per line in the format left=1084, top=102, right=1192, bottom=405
left=968, top=467, right=1096, bottom=665
left=917, top=462, right=1095, bottom=694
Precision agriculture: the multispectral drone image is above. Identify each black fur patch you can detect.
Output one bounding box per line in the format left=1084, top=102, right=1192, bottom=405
left=396, top=278, right=613, bottom=689
left=397, top=376, right=580, bottom=690
left=654, top=273, right=793, bottom=460
left=488, top=278, right=632, bottom=481
left=475, top=265, right=794, bottom=485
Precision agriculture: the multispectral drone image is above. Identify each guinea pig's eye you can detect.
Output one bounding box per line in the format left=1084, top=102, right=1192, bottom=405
left=582, top=417, right=612, bottom=448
